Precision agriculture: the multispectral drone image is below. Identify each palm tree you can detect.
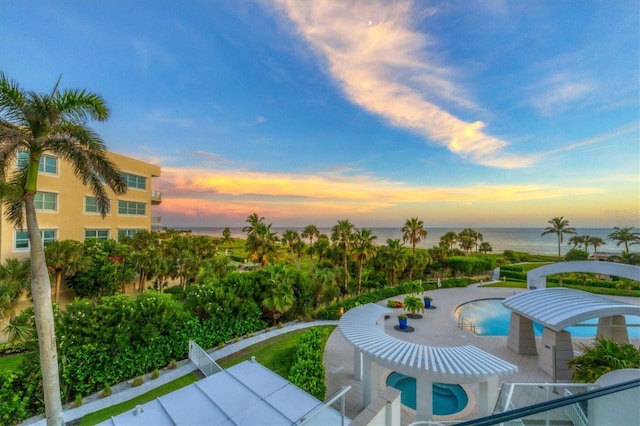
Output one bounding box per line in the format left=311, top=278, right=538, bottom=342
left=351, top=228, right=378, bottom=294
left=0, top=258, right=30, bottom=320
left=261, top=263, right=294, bottom=325
left=379, top=239, right=407, bottom=286
left=541, top=217, right=576, bottom=258
left=607, top=227, right=640, bottom=254
left=301, top=224, right=320, bottom=271
left=439, top=231, right=458, bottom=250
left=478, top=241, right=493, bottom=253
left=221, top=227, right=232, bottom=254
left=44, top=240, right=87, bottom=302
left=402, top=217, right=427, bottom=280
left=331, top=219, right=355, bottom=294
left=588, top=236, right=606, bottom=258
left=281, top=229, right=301, bottom=261
left=0, top=72, right=126, bottom=424
left=313, top=234, right=330, bottom=264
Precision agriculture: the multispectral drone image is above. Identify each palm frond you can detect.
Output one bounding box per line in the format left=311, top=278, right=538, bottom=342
left=0, top=167, right=27, bottom=228
left=55, top=89, right=110, bottom=123
left=0, top=72, right=28, bottom=123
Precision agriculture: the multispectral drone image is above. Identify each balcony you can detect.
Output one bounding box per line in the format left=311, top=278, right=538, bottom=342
left=151, top=190, right=162, bottom=205
left=151, top=216, right=162, bottom=226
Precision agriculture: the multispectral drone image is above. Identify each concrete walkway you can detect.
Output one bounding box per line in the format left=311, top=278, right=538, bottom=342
left=23, top=320, right=338, bottom=425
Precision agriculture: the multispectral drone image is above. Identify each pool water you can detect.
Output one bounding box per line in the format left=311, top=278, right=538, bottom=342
left=455, top=298, right=640, bottom=337
left=385, top=372, right=468, bottom=415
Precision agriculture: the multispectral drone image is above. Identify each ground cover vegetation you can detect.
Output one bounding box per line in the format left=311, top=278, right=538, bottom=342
left=0, top=211, right=638, bottom=423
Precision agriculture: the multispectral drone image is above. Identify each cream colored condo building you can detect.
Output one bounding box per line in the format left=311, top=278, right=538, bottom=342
left=0, top=151, right=161, bottom=264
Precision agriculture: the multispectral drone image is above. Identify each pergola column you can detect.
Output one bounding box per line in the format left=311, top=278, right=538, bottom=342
left=354, top=348, right=363, bottom=380
left=479, top=377, right=499, bottom=416
left=362, top=354, right=373, bottom=406
left=539, top=328, right=573, bottom=381
left=597, top=315, right=629, bottom=343
left=507, top=312, right=537, bottom=355
left=415, top=372, right=433, bottom=421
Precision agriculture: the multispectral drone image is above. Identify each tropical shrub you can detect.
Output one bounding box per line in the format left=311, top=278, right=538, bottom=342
left=569, top=337, right=640, bottom=383
left=288, top=328, right=329, bottom=400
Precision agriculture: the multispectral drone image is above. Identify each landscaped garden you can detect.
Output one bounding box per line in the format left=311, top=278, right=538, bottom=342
left=1, top=220, right=638, bottom=424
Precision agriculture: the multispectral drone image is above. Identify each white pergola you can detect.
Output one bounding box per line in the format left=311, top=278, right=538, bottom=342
left=339, top=304, right=517, bottom=421
left=503, top=287, right=640, bottom=380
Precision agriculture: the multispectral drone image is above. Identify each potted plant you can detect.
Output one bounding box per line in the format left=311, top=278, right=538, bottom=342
left=423, top=295, right=433, bottom=308
left=403, top=295, right=425, bottom=318
left=398, top=314, right=408, bottom=330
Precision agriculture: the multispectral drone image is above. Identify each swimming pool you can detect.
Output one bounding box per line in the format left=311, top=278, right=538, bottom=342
left=455, top=298, right=640, bottom=337
left=385, top=372, right=468, bottom=415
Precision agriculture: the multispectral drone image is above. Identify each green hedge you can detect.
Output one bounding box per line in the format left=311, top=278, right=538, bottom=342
left=288, top=328, right=329, bottom=400
left=315, top=278, right=473, bottom=320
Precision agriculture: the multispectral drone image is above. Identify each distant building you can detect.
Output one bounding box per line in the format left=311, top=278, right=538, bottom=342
left=0, top=151, right=161, bottom=264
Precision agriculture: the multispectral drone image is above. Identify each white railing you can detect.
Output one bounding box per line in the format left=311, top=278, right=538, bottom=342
left=188, top=340, right=222, bottom=377
left=564, top=389, right=589, bottom=426
left=295, top=385, right=351, bottom=426
left=151, top=216, right=162, bottom=224
left=151, top=190, right=162, bottom=200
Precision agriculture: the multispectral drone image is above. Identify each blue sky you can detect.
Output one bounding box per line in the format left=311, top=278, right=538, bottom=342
left=1, top=1, right=639, bottom=228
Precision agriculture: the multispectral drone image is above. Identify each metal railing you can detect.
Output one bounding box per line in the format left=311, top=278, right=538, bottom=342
left=188, top=340, right=223, bottom=377
left=457, top=316, right=476, bottom=333
left=151, top=216, right=162, bottom=225
left=295, top=385, right=351, bottom=426
left=457, top=379, right=640, bottom=426
left=151, top=190, right=162, bottom=200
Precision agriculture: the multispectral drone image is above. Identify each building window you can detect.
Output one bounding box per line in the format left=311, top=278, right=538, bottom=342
left=85, top=196, right=110, bottom=214
left=121, top=172, right=147, bottom=190
left=34, top=192, right=57, bottom=211
left=85, top=229, right=109, bottom=240
left=15, top=230, right=57, bottom=250
left=118, top=200, right=146, bottom=215
left=17, top=152, right=58, bottom=174
left=118, top=229, right=144, bottom=240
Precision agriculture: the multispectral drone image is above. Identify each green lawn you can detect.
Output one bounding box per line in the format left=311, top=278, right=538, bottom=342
left=483, top=280, right=527, bottom=288
left=80, top=325, right=336, bottom=425
left=0, top=353, right=26, bottom=373
left=217, top=325, right=336, bottom=378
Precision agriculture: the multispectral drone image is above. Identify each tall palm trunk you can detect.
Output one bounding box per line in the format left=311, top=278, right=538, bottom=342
left=25, top=195, right=63, bottom=425
left=342, top=251, right=348, bottom=294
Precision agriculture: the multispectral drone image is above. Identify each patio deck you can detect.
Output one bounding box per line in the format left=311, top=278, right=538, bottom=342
left=323, top=284, right=640, bottom=424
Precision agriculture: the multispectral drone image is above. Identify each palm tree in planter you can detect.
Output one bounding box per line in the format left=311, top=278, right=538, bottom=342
left=403, top=294, right=424, bottom=319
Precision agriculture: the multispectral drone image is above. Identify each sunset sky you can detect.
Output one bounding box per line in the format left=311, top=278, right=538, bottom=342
left=2, top=1, right=639, bottom=228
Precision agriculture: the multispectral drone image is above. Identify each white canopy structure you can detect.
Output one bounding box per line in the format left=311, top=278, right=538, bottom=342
left=503, top=287, right=640, bottom=332
left=339, top=303, right=517, bottom=421
left=503, top=287, right=640, bottom=381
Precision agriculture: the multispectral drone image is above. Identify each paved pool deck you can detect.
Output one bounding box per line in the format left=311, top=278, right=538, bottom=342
left=323, top=283, right=640, bottom=424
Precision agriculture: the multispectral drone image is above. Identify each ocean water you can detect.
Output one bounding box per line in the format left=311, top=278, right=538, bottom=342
left=167, top=226, right=619, bottom=256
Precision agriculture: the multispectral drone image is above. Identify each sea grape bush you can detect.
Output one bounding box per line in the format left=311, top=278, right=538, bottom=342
left=288, top=328, right=329, bottom=400
left=1, top=289, right=267, bottom=421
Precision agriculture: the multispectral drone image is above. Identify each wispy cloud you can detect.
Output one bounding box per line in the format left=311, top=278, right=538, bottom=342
left=528, top=72, right=596, bottom=116
left=131, top=38, right=174, bottom=72
left=155, top=166, right=599, bottom=221
left=270, top=0, right=535, bottom=168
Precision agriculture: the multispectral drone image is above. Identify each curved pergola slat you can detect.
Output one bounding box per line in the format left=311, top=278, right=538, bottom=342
left=338, top=303, right=517, bottom=381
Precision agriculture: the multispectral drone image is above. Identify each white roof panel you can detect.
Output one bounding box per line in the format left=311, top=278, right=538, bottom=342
left=99, top=359, right=347, bottom=426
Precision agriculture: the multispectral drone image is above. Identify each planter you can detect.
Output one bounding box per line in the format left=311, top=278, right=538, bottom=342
left=424, top=298, right=432, bottom=308
left=398, top=316, right=408, bottom=330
